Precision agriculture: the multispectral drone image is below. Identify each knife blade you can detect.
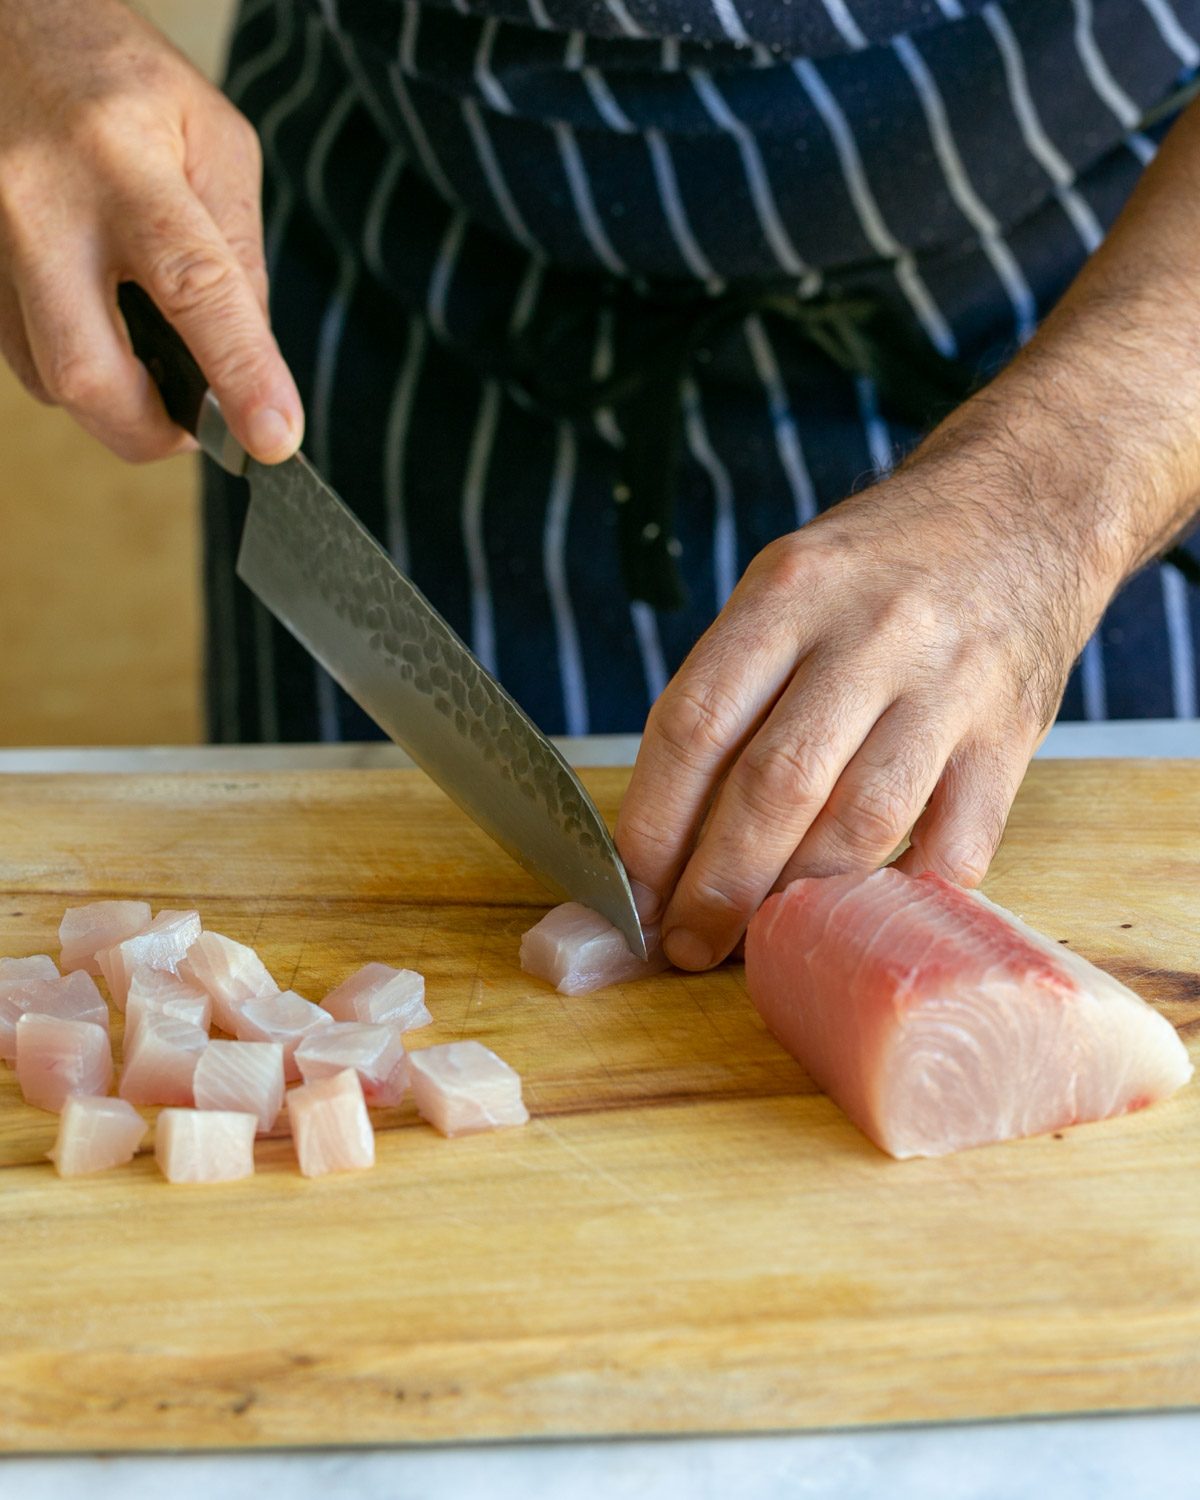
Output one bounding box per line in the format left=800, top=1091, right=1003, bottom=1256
left=117, top=283, right=646, bottom=958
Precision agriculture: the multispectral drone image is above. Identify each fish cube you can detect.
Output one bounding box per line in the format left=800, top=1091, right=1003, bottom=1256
left=1, top=969, right=107, bottom=1062
left=289, top=1068, right=375, bottom=1177
left=96, top=909, right=203, bottom=1010
left=408, top=1041, right=529, bottom=1137
left=235, top=990, right=333, bottom=1081
left=155, top=1109, right=257, bottom=1184
left=178, top=931, right=279, bottom=1035
left=193, top=1040, right=285, bottom=1134
left=295, top=1021, right=407, bottom=1104
left=16, top=1015, right=113, bottom=1113
left=125, top=968, right=212, bottom=1051
left=520, top=903, right=667, bottom=996
left=321, top=963, right=431, bottom=1032
left=59, top=901, right=152, bottom=977
left=119, top=1013, right=208, bottom=1107
left=49, top=1096, right=147, bottom=1177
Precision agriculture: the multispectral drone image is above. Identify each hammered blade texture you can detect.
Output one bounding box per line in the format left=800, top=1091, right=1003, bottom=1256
left=238, top=456, right=644, bottom=952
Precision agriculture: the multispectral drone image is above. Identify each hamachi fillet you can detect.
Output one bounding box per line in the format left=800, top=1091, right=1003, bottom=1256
left=193, top=1040, right=285, bottom=1134
left=119, top=1013, right=209, bottom=1107
left=288, top=1068, right=375, bottom=1177
left=1, top=970, right=108, bottom=1062
left=59, top=901, right=152, bottom=977
left=0, top=955, right=61, bottom=1061
left=15, top=1015, right=113, bottom=1113
left=49, top=1096, right=147, bottom=1177
left=155, top=1108, right=257, bottom=1184
left=124, top=968, right=212, bottom=1050
left=178, top=931, right=280, bottom=1034
left=96, top=910, right=204, bottom=1011
left=321, top=963, right=431, bottom=1032
left=408, top=1041, right=529, bottom=1137
left=744, top=868, right=1195, bottom=1160
left=520, top=903, right=668, bottom=996
left=295, top=1022, right=408, bottom=1105
left=235, top=990, right=334, bottom=1081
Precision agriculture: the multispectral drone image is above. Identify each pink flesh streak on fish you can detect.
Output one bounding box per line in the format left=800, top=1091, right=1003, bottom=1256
left=118, top=1013, right=208, bottom=1107
left=49, top=1096, right=147, bottom=1176
left=407, top=1041, right=529, bottom=1137
left=96, top=910, right=203, bottom=1011
left=193, top=1040, right=285, bottom=1134
left=321, top=963, right=431, bottom=1031
left=59, top=902, right=152, bottom=977
left=288, top=1068, right=375, bottom=1176
left=234, top=991, right=334, bottom=1081
left=15, top=1015, right=113, bottom=1113
left=519, top=903, right=668, bottom=995
left=1, top=971, right=108, bottom=1062
left=295, top=1022, right=407, bottom=1101
left=155, top=1108, right=257, bottom=1183
left=178, top=931, right=280, bottom=1035
left=744, top=868, right=1195, bottom=1159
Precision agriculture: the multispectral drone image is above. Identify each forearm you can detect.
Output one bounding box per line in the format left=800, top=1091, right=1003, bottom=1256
left=917, top=99, right=1200, bottom=605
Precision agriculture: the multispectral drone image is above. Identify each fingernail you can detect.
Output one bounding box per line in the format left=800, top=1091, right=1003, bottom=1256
left=663, top=929, right=713, bottom=971
left=630, top=879, right=661, bottom=924
left=247, top=405, right=297, bottom=461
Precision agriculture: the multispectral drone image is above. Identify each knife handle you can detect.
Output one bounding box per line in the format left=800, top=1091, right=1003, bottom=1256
left=117, top=282, right=248, bottom=476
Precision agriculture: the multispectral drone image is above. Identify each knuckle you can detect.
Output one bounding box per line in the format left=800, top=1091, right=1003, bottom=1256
left=749, top=533, right=811, bottom=595
left=42, top=350, right=109, bottom=410
left=651, top=680, right=744, bottom=767
left=738, top=738, right=833, bottom=819
left=828, top=774, right=918, bottom=856
left=685, top=873, right=757, bottom=923
left=145, top=243, right=238, bottom=318
left=615, top=804, right=675, bottom=858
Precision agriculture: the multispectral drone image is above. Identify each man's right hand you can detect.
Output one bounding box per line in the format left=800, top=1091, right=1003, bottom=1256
left=0, top=0, right=303, bottom=464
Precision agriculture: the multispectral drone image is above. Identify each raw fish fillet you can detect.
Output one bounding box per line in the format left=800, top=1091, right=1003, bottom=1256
left=49, top=1096, right=147, bottom=1177
left=119, top=1013, right=208, bottom=1107
left=1, top=970, right=108, bottom=1062
left=520, top=903, right=668, bottom=996
left=0, top=955, right=61, bottom=1061
left=59, top=901, right=152, bottom=977
left=96, top=909, right=203, bottom=1010
left=178, top=931, right=279, bottom=1034
left=193, top=1040, right=285, bottom=1134
left=124, top=968, right=212, bottom=1050
left=155, top=1108, right=257, bottom=1184
left=408, top=1041, right=529, bottom=1137
left=235, top=990, right=334, bottom=1081
left=295, top=1022, right=407, bottom=1105
left=744, top=868, right=1195, bottom=1160
left=15, top=1015, right=113, bottom=1113
left=321, top=963, right=431, bottom=1032
left=288, top=1068, right=375, bottom=1176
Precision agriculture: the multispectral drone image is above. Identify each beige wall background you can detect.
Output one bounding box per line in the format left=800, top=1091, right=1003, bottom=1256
left=0, top=0, right=238, bottom=746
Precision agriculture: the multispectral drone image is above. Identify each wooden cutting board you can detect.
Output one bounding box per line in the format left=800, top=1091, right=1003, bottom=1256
left=0, top=761, right=1197, bottom=1452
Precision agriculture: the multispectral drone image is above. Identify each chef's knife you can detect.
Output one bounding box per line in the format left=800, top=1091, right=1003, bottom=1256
left=118, top=283, right=647, bottom=959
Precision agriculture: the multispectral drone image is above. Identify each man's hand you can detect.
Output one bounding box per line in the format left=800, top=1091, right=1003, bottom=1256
left=0, top=0, right=302, bottom=463
left=618, top=92, right=1200, bottom=970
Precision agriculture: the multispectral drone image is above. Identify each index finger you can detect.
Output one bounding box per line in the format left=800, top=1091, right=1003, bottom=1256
left=117, top=174, right=303, bottom=463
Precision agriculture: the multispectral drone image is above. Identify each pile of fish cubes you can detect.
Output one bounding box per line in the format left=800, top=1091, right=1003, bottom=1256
left=0, top=902, right=528, bottom=1182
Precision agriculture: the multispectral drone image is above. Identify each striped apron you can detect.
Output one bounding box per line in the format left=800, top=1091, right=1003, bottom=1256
left=204, top=0, right=1200, bottom=741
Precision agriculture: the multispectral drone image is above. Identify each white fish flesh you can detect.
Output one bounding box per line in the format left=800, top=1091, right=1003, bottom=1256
left=124, top=968, right=212, bottom=1050
left=288, top=1067, right=375, bottom=1177
left=235, top=990, right=334, bottom=1081
left=0, top=955, right=61, bottom=1061
left=59, top=901, right=152, bottom=977
left=321, top=963, right=431, bottom=1032
left=193, top=1040, right=285, bottom=1134
left=178, top=930, right=280, bottom=1035
left=744, top=868, right=1196, bottom=1159
left=15, top=1014, right=113, bottom=1113
left=118, top=1012, right=209, bottom=1107
left=1, top=969, right=108, bottom=1063
left=520, top=903, right=668, bottom=996
left=407, top=1041, right=529, bottom=1137
left=294, top=1021, right=408, bottom=1105
left=155, top=1108, right=257, bottom=1184
left=96, top=909, right=203, bottom=1011
left=49, top=1096, right=147, bottom=1177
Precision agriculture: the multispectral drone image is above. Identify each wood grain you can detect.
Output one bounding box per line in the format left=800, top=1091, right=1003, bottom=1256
left=0, top=762, right=1197, bottom=1451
